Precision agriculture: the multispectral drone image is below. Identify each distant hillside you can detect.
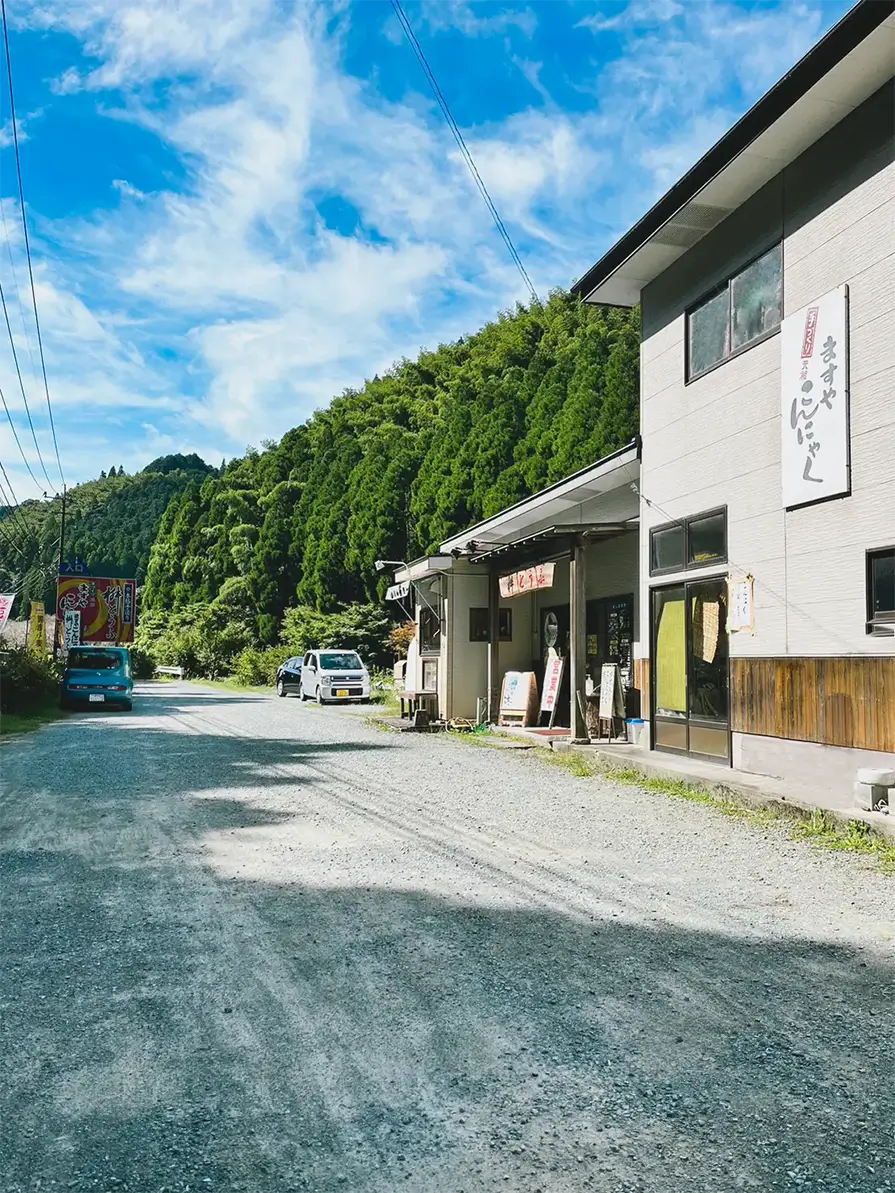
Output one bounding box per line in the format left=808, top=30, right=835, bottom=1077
left=0, top=458, right=214, bottom=611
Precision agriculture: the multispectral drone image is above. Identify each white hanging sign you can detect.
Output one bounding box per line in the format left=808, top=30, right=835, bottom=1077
left=781, top=285, right=849, bottom=509
left=727, top=574, right=755, bottom=634
left=385, top=581, right=410, bottom=601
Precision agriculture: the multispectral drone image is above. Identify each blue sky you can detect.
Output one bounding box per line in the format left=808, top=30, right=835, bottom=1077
left=0, top=0, right=853, bottom=498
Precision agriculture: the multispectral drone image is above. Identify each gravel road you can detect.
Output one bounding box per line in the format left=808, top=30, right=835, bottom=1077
left=1, top=682, right=892, bottom=1193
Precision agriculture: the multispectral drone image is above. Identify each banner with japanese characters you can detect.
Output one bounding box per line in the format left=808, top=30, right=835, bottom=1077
left=0, top=592, right=15, bottom=634
left=56, top=576, right=137, bottom=644
left=781, top=285, right=849, bottom=509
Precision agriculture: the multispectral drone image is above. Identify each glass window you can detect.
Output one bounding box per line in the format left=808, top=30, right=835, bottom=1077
left=67, top=649, right=124, bottom=671
left=688, top=511, right=726, bottom=565
left=653, top=587, right=687, bottom=719
left=689, top=289, right=729, bottom=377
left=650, top=524, right=685, bottom=574
left=688, top=578, right=729, bottom=722
left=469, top=607, right=488, bottom=642
left=319, top=652, right=363, bottom=670
left=422, top=659, right=438, bottom=691
left=688, top=243, right=782, bottom=378
left=499, top=608, right=512, bottom=642
left=419, top=607, right=441, bottom=654
left=731, top=244, right=782, bottom=351
left=868, top=548, right=895, bottom=625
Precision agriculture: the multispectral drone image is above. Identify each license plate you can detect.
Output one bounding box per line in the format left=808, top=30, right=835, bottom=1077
left=88, top=693, right=105, bottom=703
left=335, top=689, right=349, bottom=697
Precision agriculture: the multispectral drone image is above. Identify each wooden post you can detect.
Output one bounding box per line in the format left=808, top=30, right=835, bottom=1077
left=570, top=538, right=588, bottom=742
left=487, top=567, right=501, bottom=723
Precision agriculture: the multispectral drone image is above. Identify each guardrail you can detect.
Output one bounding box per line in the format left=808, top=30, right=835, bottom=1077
left=156, top=665, right=184, bottom=678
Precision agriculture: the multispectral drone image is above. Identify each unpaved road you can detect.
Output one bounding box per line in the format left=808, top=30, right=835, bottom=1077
left=1, top=682, right=892, bottom=1193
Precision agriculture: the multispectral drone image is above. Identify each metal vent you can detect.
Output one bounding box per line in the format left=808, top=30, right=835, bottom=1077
left=651, top=223, right=706, bottom=249
left=675, top=201, right=731, bottom=230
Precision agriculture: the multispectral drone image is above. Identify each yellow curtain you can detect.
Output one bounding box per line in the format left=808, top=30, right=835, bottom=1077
left=656, top=598, right=686, bottom=713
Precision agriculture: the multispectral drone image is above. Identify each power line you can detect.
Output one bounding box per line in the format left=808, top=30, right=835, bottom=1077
left=0, top=381, right=44, bottom=491
left=0, top=466, right=34, bottom=555
left=1, top=282, right=57, bottom=491
left=0, top=196, right=40, bottom=391
left=389, top=0, right=539, bottom=306
left=1, top=0, right=65, bottom=489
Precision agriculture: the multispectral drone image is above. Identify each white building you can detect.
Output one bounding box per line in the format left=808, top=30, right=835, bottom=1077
left=571, top=1, right=894, bottom=784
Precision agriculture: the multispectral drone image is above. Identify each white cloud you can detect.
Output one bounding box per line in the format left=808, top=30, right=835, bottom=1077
left=112, top=179, right=145, bottom=200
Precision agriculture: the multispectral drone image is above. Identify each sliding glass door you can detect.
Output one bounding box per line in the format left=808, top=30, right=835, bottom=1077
left=651, top=577, right=729, bottom=762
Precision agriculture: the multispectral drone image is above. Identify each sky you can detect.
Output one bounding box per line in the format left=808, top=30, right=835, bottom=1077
left=0, top=0, right=854, bottom=500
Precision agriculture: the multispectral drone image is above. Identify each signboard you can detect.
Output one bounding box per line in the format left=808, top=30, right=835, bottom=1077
left=63, top=608, right=82, bottom=650
left=598, top=663, right=625, bottom=720
left=59, top=558, right=89, bottom=575
left=540, top=652, right=564, bottom=713
left=28, top=600, right=46, bottom=655
left=385, top=580, right=410, bottom=601
left=728, top=574, right=755, bottom=634
left=499, top=671, right=538, bottom=727
left=500, top=561, right=555, bottom=599
left=0, top=592, right=15, bottom=634
left=781, top=285, right=849, bottom=509
left=56, top=576, right=137, bottom=644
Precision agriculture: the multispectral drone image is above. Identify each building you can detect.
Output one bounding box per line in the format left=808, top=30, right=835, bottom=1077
left=571, top=0, right=894, bottom=785
left=390, top=440, right=641, bottom=734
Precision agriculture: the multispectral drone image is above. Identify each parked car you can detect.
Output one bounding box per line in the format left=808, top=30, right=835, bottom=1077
left=60, top=646, right=134, bottom=710
left=299, top=649, right=371, bottom=704
left=275, top=656, right=303, bottom=697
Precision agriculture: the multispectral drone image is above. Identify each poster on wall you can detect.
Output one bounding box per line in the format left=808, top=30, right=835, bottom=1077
left=56, top=576, right=137, bottom=644
left=727, top=575, right=755, bottom=634
left=781, top=284, right=849, bottom=509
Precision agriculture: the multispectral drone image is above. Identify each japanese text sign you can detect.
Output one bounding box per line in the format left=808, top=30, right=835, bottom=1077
left=499, top=561, right=555, bottom=599
left=540, top=653, right=564, bottom=712
left=56, top=576, right=137, bottom=644
left=0, top=592, right=15, bottom=633
left=727, top=575, right=755, bottom=634
left=781, top=286, right=849, bottom=508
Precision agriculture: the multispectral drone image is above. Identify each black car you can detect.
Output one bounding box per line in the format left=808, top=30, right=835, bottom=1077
left=275, top=656, right=303, bottom=697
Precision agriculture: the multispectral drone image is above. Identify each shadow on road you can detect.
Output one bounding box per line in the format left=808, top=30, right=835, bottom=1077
left=1, top=689, right=891, bottom=1193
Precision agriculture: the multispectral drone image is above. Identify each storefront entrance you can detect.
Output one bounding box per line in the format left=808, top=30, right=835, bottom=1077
left=650, top=577, right=730, bottom=762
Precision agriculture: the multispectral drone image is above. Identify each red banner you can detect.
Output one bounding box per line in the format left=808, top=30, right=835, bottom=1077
left=56, top=576, right=136, bottom=645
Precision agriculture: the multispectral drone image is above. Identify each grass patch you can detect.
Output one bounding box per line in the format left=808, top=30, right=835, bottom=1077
left=0, top=703, right=68, bottom=737
left=791, top=810, right=895, bottom=874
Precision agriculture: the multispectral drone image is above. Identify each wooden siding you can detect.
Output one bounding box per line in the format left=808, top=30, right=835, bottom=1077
left=730, top=656, right=895, bottom=752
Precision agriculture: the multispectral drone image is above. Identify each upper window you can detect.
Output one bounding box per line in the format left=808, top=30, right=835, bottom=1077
left=469, top=607, right=513, bottom=642
left=419, top=606, right=441, bottom=655
left=650, top=508, right=727, bottom=576
left=866, top=547, right=894, bottom=636
left=687, top=244, right=782, bottom=380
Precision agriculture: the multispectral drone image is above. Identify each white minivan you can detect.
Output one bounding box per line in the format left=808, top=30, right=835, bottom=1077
left=300, top=649, right=371, bottom=704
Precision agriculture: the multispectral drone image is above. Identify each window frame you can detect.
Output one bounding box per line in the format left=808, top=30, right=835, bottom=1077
left=418, top=605, right=441, bottom=656
left=685, top=242, right=783, bottom=383
left=469, top=607, right=513, bottom=642
left=649, top=506, right=728, bottom=577
left=866, top=545, right=895, bottom=637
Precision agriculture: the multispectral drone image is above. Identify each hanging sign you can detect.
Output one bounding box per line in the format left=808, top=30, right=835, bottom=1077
left=385, top=580, right=410, bottom=601
left=500, top=561, right=555, bottom=599
left=540, top=652, right=564, bottom=712
left=727, top=574, right=755, bottom=634
left=0, top=592, right=15, bottom=634
left=781, top=285, right=849, bottom=509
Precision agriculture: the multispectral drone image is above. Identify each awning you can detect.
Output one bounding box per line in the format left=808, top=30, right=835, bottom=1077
left=471, top=522, right=635, bottom=569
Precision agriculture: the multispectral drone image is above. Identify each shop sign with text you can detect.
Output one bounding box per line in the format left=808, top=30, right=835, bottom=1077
left=500, top=561, right=555, bottom=599
left=56, top=576, right=137, bottom=644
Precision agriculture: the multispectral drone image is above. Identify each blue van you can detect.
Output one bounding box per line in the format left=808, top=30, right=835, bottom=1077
left=60, top=646, right=134, bottom=711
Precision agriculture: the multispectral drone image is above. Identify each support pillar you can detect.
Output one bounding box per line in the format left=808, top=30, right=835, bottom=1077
left=569, top=538, right=588, bottom=742
left=487, top=568, right=501, bottom=723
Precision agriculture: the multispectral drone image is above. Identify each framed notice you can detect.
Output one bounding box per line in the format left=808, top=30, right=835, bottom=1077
left=781, top=285, right=849, bottom=509
left=727, top=574, right=755, bottom=634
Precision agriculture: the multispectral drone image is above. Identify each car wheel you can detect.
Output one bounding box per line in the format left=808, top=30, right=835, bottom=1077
left=276, top=678, right=286, bottom=697
left=121, top=700, right=133, bottom=712
left=316, top=686, right=325, bottom=705
left=299, top=687, right=307, bottom=702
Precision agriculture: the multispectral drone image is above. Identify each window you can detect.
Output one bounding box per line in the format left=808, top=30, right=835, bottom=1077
left=649, top=508, right=727, bottom=576
left=469, top=607, right=512, bottom=642
left=687, top=244, right=782, bottom=380
left=422, top=659, right=438, bottom=691
left=419, top=606, right=441, bottom=654
left=866, top=547, right=895, bottom=636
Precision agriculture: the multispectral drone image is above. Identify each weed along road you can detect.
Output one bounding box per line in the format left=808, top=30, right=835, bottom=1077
left=1, top=684, right=892, bottom=1193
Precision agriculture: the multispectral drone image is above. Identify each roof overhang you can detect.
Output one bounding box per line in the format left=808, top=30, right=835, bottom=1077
left=572, top=1, right=895, bottom=307
left=394, top=555, right=455, bottom=583
left=439, top=440, right=640, bottom=556
left=470, top=522, right=635, bottom=568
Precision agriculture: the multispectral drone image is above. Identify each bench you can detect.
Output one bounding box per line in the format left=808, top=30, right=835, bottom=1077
left=398, top=690, right=438, bottom=720
left=156, top=665, right=184, bottom=679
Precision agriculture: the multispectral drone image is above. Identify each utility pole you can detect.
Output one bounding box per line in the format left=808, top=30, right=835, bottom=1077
left=52, top=485, right=66, bottom=659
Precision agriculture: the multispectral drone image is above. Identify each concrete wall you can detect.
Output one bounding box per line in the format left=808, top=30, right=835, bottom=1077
left=639, top=80, right=894, bottom=662
left=733, top=733, right=895, bottom=804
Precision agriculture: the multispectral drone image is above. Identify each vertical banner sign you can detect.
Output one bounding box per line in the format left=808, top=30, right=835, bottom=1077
left=727, top=575, right=755, bottom=634
left=28, top=601, right=46, bottom=655
left=0, top=592, right=16, bottom=634
left=63, top=609, right=82, bottom=651
left=56, top=577, right=137, bottom=644
left=781, top=285, right=849, bottom=508
left=540, top=653, right=564, bottom=713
